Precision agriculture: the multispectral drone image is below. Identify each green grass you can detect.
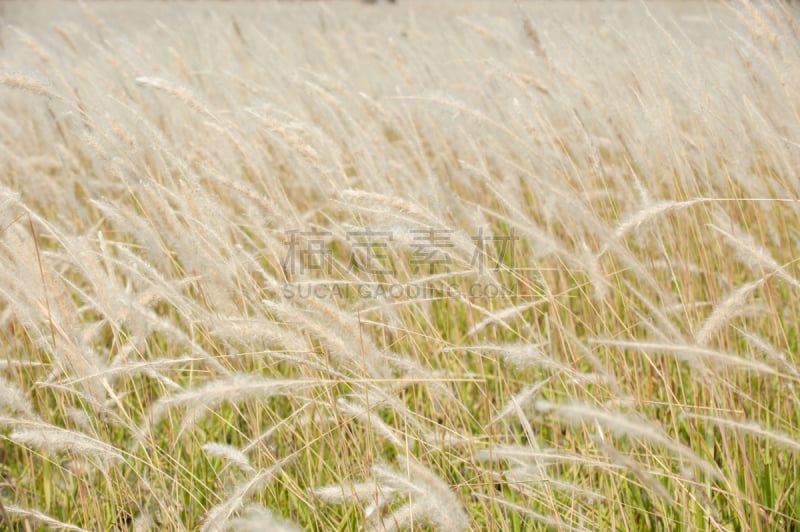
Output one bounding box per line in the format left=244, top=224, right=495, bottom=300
left=1, top=1, right=800, bottom=530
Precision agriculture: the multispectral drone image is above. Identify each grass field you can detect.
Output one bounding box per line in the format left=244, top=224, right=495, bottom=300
left=2, top=1, right=800, bottom=530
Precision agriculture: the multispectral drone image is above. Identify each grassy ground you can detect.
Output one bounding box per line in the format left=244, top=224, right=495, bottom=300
left=1, top=1, right=800, bottom=530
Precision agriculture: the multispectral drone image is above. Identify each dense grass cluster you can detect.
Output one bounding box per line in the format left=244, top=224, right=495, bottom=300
left=1, top=1, right=800, bottom=530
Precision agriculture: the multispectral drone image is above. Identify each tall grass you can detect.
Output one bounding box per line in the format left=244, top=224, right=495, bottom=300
left=1, top=1, right=799, bottom=530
